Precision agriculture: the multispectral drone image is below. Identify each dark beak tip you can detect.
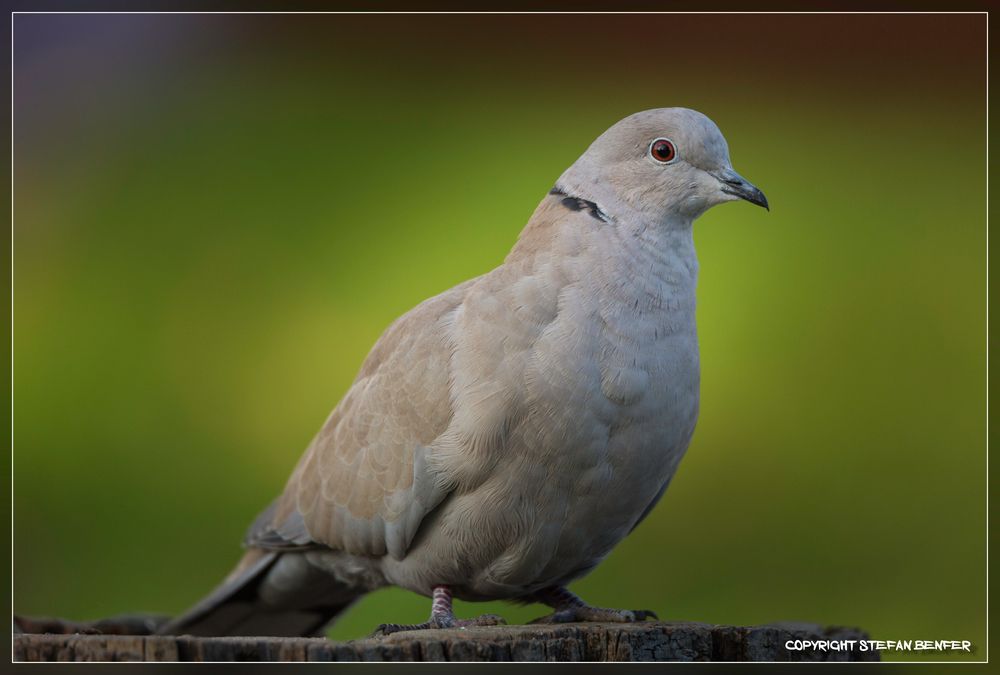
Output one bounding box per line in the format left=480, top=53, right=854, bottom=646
left=716, top=169, right=768, bottom=211
left=748, top=187, right=769, bottom=211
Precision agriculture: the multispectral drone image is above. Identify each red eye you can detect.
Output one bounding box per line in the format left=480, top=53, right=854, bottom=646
left=649, top=138, right=677, bottom=163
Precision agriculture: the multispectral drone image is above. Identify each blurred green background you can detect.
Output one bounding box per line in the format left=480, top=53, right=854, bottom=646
left=12, top=13, right=986, bottom=661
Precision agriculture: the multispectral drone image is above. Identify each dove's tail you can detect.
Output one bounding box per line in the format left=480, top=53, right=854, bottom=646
left=157, top=549, right=361, bottom=637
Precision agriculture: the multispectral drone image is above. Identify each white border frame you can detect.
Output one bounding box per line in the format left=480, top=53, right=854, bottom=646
left=8, top=9, right=990, bottom=666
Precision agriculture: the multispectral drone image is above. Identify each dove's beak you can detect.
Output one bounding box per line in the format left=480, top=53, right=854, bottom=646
left=714, top=167, right=769, bottom=211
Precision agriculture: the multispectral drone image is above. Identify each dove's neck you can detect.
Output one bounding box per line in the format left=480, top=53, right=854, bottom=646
left=546, top=179, right=699, bottom=286
left=509, top=187, right=699, bottom=339
left=582, top=205, right=699, bottom=322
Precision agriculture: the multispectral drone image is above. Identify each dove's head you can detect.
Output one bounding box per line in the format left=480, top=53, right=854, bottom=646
left=557, top=108, right=768, bottom=225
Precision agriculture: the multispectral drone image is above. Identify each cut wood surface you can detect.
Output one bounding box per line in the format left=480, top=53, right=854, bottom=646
left=14, top=620, right=879, bottom=662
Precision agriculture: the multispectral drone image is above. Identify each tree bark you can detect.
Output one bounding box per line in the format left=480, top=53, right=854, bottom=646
left=13, top=620, right=879, bottom=661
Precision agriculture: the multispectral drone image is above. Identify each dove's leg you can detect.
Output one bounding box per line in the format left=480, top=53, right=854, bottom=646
left=373, top=585, right=506, bottom=636
left=529, top=586, right=658, bottom=624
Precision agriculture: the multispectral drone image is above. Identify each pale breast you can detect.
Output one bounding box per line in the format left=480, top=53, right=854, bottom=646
left=458, top=277, right=700, bottom=596
left=382, top=213, right=702, bottom=599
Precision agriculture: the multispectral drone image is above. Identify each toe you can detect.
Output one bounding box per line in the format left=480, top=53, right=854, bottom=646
left=535, top=606, right=660, bottom=623
left=430, top=615, right=456, bottom=629
left=473, top=614, right=507, bottom=626
left=453, top=614, right=508, bottom=629
left=371, top=621, right=431, bottom=637
left=610, top=608, right=659, bottom=623
left=371, top=623, right=395, bottom=637
left=529, top=609, right=577, bottom=624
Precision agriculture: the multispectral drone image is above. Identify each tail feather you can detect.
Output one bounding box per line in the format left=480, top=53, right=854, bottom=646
left=159, top=549, right=359, bottom=637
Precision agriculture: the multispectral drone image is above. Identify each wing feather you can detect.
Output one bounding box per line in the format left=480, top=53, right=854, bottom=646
left=248, top=277, right=480, bottom=560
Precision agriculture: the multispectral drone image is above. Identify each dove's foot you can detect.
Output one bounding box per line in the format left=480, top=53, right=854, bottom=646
left=372, top=614, right=506, bottom=636
left=529, top=606, right=658, bottom=624
left=528, top=585, right=658, bottom=624
left=371, top=585, right=507, bottom=636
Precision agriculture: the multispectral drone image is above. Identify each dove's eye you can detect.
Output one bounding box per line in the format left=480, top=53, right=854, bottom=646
left=649, top=138, right=677, bottom=164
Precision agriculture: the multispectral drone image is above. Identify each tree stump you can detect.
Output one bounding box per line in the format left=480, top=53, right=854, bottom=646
left=13, top=619, right=880, bottom=661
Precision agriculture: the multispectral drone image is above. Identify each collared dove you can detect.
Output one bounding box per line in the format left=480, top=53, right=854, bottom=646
left=160, top=107, right=768, bottom=638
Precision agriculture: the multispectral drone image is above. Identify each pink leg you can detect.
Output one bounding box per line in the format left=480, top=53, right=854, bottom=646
left=373, top=585, right=507, bottom=636
left=430, top=585, right=454, bottom=624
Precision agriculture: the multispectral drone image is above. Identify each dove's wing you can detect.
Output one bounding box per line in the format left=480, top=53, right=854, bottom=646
left=248, top=276, right=482, bottom=561
left=248, top=191, right=611, bottom=562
